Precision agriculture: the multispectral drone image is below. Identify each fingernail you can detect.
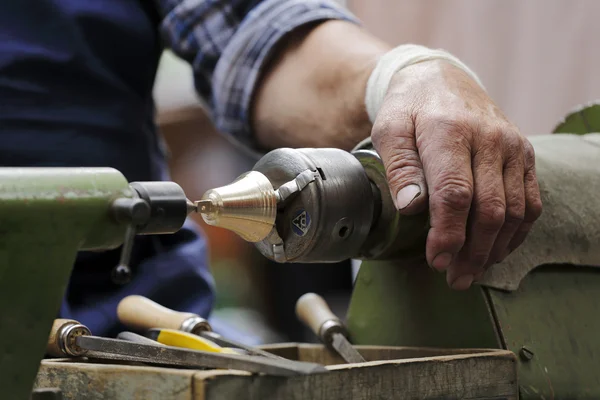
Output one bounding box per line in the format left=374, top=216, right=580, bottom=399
left=451, top=274, right=474, bottom=290
left=395, top=184, right=421, bottom=210
left=432, top=252, right=453, bottom=271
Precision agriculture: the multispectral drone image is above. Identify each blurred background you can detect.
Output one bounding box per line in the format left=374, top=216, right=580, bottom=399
left=153, top=0, right=600, bottom=344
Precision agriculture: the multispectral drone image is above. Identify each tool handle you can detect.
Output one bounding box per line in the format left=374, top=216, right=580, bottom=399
left=295, top=293, right=344, bottom=343
left=46, top=319, right=80, bottom=357
left=117, top=295, right=209, bottom=333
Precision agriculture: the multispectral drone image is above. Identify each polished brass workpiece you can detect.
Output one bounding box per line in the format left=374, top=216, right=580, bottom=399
left=198, top=171, right=277, bottom=242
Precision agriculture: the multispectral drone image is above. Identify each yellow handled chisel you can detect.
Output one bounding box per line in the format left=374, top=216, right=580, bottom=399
left=117, top=295, right=287, bottom=360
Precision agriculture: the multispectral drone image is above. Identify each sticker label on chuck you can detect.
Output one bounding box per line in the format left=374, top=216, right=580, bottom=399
left=291, top=209, right=311, bottom=237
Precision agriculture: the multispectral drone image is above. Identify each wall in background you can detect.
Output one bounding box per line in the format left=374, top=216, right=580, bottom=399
left=348, top=0, right=600, bottom=135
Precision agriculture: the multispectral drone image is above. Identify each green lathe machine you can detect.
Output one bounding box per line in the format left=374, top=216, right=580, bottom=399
left=2, top=104, right=600, bottom=399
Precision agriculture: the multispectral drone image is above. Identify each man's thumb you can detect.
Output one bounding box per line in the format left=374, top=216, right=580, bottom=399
left=371, top=121, right=428, bottom=215
left=394, top=183, right=425, bottom=213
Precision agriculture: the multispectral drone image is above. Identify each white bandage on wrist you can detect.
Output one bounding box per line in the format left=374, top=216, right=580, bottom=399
left=365, top=44, right=485, bottom=123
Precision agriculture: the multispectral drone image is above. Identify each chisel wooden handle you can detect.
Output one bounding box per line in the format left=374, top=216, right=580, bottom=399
left=117, top=295, right=211, bottom=334
left=295, top=293, right=346, bottom=343
left=46, top=319, right=91, bottom=357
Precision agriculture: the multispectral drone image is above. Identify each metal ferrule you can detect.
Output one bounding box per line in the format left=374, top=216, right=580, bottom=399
left=180, top=316, right=212, bottom=335
left=318, top=319, right=346, bottom=344
left=58, top=323, right=92, bottom=357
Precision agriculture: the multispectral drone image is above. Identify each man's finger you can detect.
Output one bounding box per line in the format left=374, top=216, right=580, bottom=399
left=487, top=137, right=526, bottom=265
left=420, top=122, right=474, bottom=272
left=508, top=141, right=542, bottom=251
left=371, top=109, right=428, bottom=215
left=447, top=136, right=505, bottom=289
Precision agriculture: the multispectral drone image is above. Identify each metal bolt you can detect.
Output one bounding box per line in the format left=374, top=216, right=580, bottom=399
left=519, top=346, right=534, bottom=361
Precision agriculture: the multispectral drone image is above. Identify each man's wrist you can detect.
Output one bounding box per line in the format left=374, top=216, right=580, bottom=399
left=365, top=44, right=485, bottom=124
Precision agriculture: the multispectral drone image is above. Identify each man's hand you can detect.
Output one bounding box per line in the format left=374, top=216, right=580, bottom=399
left=371, top=60, right=543, bottom=290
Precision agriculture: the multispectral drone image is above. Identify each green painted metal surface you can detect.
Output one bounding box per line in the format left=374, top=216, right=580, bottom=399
left=487, top=266, right=600, bottom=399
left=347, top=261, right=499, bottom=349
left=0, top=168, right=130, bottom=400
left=348, top=262, right=600, bottom=398
left=553, top=102, right=600, bottom=134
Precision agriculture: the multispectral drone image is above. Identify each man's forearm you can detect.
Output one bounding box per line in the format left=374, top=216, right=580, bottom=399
left=251, top=20, right=391, bottom=150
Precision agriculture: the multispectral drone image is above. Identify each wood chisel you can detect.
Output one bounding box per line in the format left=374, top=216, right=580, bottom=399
left=46, top=319, right=327, bottom=376
left=296, top=293, right=366, bottom=364
left=117, top=295, right=286, bottom=360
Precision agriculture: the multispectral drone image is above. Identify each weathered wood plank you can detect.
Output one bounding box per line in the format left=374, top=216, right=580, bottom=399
left=262, top=343, right=507, bottom=366
left=35, top=347, right=518, bottom=400
left=201, top=351, right=518, bottom=400
left=35, top=361, right=196, bottom=400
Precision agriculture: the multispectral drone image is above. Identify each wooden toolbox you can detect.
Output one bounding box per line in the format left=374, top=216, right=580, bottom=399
left=34, top=344, right=518, bottom=399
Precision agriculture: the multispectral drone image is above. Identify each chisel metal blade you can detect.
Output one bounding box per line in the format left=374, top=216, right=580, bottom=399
left=331, top=332, right=365, bottom=364
left=116, top=331, right=166, bottom=346
left=198, top=331, right=287, bottom=361
left=76, top=336, right=327, bottom=377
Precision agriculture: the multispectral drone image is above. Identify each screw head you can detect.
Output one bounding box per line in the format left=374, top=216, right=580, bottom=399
left=519, top=346, right=534, bottom=361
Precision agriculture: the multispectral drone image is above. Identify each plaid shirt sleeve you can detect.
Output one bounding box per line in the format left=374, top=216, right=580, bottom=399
left=156, top=0, right=360, bottom=149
